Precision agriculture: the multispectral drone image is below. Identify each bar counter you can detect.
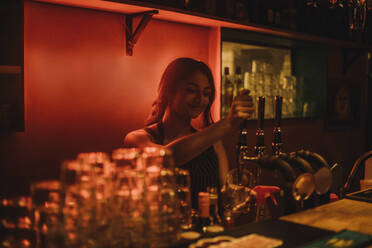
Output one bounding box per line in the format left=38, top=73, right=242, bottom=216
left=281, top=198, right=372, bottom=235
left=176, top=198, right=372, bottom=248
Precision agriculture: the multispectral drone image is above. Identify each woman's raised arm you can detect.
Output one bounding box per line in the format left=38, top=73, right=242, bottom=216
left=124, top=90, right=254, bottom=167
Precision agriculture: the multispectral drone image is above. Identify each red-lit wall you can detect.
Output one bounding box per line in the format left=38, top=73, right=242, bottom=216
left=0, top=1, right=220, bottom=195
left=0, top=1, right=368, bottom=197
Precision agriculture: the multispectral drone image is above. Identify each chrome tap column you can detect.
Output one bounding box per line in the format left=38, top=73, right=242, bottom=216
left=255, top=96, right=265, bottom=157
left=272, top=96, right=283, bottom=156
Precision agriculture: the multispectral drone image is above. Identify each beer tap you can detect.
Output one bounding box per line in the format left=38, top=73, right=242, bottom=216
left=293, top=149, right=332, bottom=196
left=237, top=120, right=249, bottom=167
left=236, top=94, right=333, bottom=214
left=237, top=95, right=316, bottom=216
left=271, top=97, right=331, bottom=202
left=236, top=120, right=248, bottom=185
left=270, top=97, right=318, bottom=186
left=237, top=97, right=266, bottom=185
left=269, top=97, right=318, bottom=207
left=237, top=96, right=266, bottom=160
left=237, top=96, right=266, bottom=163
left=255, top=96, right=266, bottom=157
left=253, top=96, right=265, bottom=183
left=239, top=97, right=297, bottom=188
left=270, top=96, right=314, bottom=175
left=239, top=96, right=292, bottom=174
left=272, top=96, right=283, bottom=156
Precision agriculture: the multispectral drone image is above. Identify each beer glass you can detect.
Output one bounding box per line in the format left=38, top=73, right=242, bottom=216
left=30, top=180, right=64, bottom=248
left=0, top=196, right=35, bottom=248
left=112, top=148, right=143, bottom=248
left=141, top=147, right=180, bottom=248
left=175, top=168, right=192, bottom=231
left=221, top=168, right=255, bottom=224
left=60, top=160, right=82, bottom=247
left=76, top=152, right=114, bottom=248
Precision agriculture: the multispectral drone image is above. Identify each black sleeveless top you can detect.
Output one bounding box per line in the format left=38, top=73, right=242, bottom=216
left=144, top=122, right=220, bottom=210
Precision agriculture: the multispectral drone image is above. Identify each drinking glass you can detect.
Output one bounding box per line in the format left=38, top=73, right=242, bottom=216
left=141, top=147, right=180, bottom=248
left=77, top=152, right=114, bottom=201
left=112, top=147, right=141, bottom=170
left=76, top=152, right=114, bottom=248
left=112, top=148, right=143, bottom=248
left=0, top=196, right=35, bottom=248
left=60, top=160, right=82, bottom=247
left=221, top=168, right=255, bottom=224
left=30, top=180, right=64, bottom=248
left=175, top=168, right=192, bottom=231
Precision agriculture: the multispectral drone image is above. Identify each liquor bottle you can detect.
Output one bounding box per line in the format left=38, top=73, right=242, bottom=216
left=217, top=0, right=235, bottom=19
left=297, top=0, right=319, bottom=34
left=235, top=0, right=249, bottom=21
left=287, top=0, right=298, bottom=31
left=247, top=0, right=260, bottom=24
left=202, top=0, right=217, bottom=15
left=367, top=0, right=372, bottom=44
left=197, top=192, right=210, bottom=233
left=234, top=66, right=244, bottom=97
left=222, top=67, right=233, bottom=118
left=266, top=0, right=275, bottom=26
left=332, top=0, right=348, bottom=40
left=187, top=0, right=202, bottom=12
left=273, top=0, right=282, bottom=28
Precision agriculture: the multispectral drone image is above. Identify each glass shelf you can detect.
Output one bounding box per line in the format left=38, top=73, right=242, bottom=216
left=221, top=28, right=328, bottom=120
left=221, top=42, right=300, bottom=119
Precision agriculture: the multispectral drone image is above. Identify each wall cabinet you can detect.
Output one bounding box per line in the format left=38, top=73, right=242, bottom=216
left=0, top=0, right=24, bottom=132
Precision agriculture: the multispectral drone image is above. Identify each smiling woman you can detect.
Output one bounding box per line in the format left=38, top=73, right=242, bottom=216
left=174, top=76, right=212, bottom=120
left=146, top=57, right=216, bottom=128
left=123, top=57, right=255, bottom=210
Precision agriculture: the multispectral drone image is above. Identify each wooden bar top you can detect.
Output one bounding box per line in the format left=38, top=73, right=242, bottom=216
left=281, top=199, right=372, bottom=236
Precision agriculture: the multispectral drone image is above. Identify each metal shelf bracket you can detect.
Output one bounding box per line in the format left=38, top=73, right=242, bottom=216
left=125, top=10, right=158, bottom=56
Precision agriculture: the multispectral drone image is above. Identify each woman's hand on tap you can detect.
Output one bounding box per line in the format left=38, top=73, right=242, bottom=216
left=227, top=89, right=255, bottom=127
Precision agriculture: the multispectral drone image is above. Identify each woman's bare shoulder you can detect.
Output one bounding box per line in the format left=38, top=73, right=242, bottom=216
left=123, top=128, right=152, bottom=147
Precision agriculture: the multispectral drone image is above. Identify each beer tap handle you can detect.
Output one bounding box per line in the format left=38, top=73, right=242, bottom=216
left=238, top=120, right=248, bottom=148
left=272, top=96, right=283, bottom=156
left=255, top=97, right=265, bottom=157
left=258, top=96, right=265, bottom=130
left=237, top=120, right=249, bottom=185
left=274, top=96, right=283, bottom=128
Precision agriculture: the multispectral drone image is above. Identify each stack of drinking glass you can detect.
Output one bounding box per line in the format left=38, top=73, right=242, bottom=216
left=20, top=147, right=181, bottom=248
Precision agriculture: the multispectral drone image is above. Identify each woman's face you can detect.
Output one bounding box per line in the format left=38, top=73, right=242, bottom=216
left=170, top=70, right=212, bottom=119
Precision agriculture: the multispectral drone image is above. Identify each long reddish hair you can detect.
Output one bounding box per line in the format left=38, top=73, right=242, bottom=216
left=146, top=57, right=215, bottom=127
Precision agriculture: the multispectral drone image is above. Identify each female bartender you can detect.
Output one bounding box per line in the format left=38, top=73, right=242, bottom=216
left=124, top=57, right=254, bottom=209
